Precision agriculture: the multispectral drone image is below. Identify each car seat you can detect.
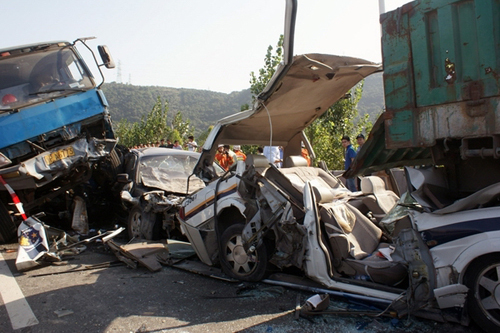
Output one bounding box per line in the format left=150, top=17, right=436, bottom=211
left=313, top=186, right=406, bottom=286
left=360, top=176, right=399, bottom=222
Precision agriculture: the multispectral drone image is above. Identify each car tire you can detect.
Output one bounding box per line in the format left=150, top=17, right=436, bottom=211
left=464, top=254, right=500, bottom=333
left=0, top=201, right=17, bottom=244
left=127, top=207, right=143, bottom=240
left=220, top=224, right=267, bottom=281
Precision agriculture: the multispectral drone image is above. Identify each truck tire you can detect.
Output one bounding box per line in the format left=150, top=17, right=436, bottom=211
left=109, top=147, right=123, bottom=175
left=220, top=224, right=268, bottom=281
left=0, top=201, right=17, bottom=244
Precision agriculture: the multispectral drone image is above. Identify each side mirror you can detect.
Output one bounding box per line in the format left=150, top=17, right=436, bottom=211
left=97, top=45, right=115, bottom=69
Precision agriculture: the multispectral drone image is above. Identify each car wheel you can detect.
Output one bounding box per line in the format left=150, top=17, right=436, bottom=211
left=220, top=224, right=267, bottom=281
left=0, top=201, right=17, bottom=244
left=127, top=207, right=143, bottom=240
left=464, top=254, right=500, bottom=333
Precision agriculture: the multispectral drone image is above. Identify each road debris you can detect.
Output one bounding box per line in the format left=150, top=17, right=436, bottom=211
left=106, top=239, right=169, bottom=272
left=15, top=215, right=124, bottom=272
left=54, top=308, right=74, bottom=318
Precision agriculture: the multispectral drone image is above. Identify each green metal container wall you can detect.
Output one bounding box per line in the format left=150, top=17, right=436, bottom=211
left=381, top=0, right=500, bottom=149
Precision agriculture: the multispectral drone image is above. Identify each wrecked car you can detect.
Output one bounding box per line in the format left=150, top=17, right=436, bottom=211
left=0, top=38, right=118, bottom=243
left=177, top=1, right=500, bottom=331
left=119, top=147, right=223, bottom=240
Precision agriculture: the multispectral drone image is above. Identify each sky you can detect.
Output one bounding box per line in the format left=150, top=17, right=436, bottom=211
left=1, top=0, right=411, bottom=94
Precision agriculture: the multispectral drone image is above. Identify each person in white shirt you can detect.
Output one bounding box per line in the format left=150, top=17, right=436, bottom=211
left=263, top=146, right=282, bottom=167
left=184, top=135, right=198, bottom=152
left=172, top=140, right=182, bottom=150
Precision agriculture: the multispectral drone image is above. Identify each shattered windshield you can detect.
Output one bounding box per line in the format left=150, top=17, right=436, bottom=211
left=139, top=154, right=206, bottom=194
left=0, top=46, right=94, bottom=111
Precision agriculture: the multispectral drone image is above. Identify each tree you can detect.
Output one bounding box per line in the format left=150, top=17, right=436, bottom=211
left=115, top=97, right=167, bottom=147
left=304, top=82, right=370, bottom=170
left=196, top=125, right=214, bottom=150
left=249, top=35, right=284, bottom=102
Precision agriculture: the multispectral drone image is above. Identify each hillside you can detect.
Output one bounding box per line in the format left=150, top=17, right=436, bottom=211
left=358, top=72, right=385, bottom=122
left=102, top=83, right=253, bottom=135
left=102, top=73, right=385, bottom=135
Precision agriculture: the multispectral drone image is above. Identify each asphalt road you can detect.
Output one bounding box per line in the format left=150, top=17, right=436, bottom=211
left=0, top=237, right=482, bottom=333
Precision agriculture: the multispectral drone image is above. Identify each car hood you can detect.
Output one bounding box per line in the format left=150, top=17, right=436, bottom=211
left=193, top=53, right=381, bottom=176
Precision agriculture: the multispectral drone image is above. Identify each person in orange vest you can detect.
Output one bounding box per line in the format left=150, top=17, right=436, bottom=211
left=301, top=143, right=311, bottom=166
left=224, top=145, right=237, bottom=170
left=215, top=144, right=230, bottom=170
left=233, top=145, right=246, bottom=162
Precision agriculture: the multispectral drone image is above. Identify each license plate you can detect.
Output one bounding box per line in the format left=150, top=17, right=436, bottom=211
left=44, top=146, right=75, bottom=165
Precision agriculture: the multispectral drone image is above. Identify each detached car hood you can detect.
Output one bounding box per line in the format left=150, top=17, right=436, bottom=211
left=194, top=53, right=381, bottom=176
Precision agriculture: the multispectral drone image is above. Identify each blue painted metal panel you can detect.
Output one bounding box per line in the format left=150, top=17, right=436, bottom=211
left=0, top=89, right=104, bottom=149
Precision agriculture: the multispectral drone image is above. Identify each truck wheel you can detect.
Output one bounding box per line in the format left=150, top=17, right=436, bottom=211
left=464, top=254, right=500, bottom=333
left=0, top=202, right=17, bottom=244
left=109, top=147, right=123, bottom=174
left=220, top=224, right=267, bottom=281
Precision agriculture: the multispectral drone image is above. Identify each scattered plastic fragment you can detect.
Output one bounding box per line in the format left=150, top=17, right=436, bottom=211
left=54, top=308, right=74, bottom=318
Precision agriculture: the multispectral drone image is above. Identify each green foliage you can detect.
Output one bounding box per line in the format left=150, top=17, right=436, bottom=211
left=196, top=125, right=213, bottom=149
left=114, top=96, right=193, bottom=148
left=249, top=35, right=284, bottom=101
left=102, top=83, right=253, bottom=137
left=305, top=82, right=370, bottom=170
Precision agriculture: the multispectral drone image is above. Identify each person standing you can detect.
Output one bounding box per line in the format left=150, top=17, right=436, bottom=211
left=224, top=145, right=237, bottom=169
left=301, top=142, right=311, bottom=166
left=356, top=134, right=365, bottom=153
left=233, top=145, right=246, bottom=161
left=215, top=144, right=229, bottom=170
left=341, top=135, right=357, bottom=191
left=172, top=140, right=182, bottom=150
left=184, top=135, right=198, bottom=152
left=263, top=146, right=281, bottom=167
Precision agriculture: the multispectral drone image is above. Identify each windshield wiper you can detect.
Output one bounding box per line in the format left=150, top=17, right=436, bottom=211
left=29, top=88, right=86, bottom=96
left=0, top=108, right=15, bottom=114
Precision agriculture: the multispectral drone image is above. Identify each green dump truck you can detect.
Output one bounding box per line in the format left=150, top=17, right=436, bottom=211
left=349, top=0, right=500, bottom=197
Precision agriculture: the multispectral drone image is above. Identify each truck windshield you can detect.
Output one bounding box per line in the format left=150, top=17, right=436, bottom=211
left=0, top=47, right=94, bottom=111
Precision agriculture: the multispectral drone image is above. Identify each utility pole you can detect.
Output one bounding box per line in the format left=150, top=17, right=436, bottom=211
left=116, top=60, right=122, bottom=83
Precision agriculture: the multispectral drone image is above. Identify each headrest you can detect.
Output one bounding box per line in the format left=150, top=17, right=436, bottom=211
left=245, top=154, right=270, bottom=169
left=285, top=156, right=308, bottom=168
left=360, top=176, right=386, bottom=194
left=312, top=186, right=335, bottom=204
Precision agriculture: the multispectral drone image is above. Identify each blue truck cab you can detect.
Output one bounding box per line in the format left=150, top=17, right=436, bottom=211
left=0, top=38, right=118, bottom=242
